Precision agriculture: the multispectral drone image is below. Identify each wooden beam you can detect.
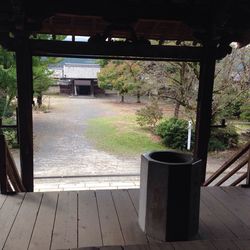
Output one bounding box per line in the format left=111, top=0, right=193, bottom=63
left=194, top=43, right=217, bottom=184
left=30, top=40, right=203, bottom=62
left=15, top=35, right=34, bottom=192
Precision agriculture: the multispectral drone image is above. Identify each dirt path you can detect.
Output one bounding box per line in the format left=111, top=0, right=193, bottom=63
left=33, top=96, right=140, bottom=177
left=33, top=96, right=233, bottom=176
left=11, top=95, right=242, bottom=190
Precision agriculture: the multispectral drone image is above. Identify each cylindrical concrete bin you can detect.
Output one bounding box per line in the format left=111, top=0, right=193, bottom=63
left=138, top=151, right=202, bottom=242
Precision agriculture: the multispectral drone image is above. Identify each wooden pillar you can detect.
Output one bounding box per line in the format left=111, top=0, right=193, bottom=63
left=194, top=43, right=217, bottom=183
left=90, top=80, right=95, bottom=96
left=15, top=34, right=34, bottom=192
left=246, top=149, right=250, bottom=186
left=0, top=118, right=7, bottom=194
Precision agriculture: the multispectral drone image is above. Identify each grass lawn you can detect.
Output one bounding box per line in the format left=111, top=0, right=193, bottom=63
left=85, top=115, right=166, bottom=156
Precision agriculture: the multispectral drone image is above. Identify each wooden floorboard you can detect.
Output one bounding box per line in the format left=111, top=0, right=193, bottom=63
left=199, top=200, right=237, bottom=239
left=149, top=242, right=174, bottom=250
left=0, top=193, right=25, bottom=249
left=198, top=219, right=215, bottom=240
left=128, top=189, right=140, bottom=214
left=202, top=188, right=250, bottom=239
left=78, top=191, right=102, bottom=247
left=51, top=191, right=78, bottom=250
left=172, top=240, right=217, bottom=250
left=207, top=187, right=250, bottom=228
left=124, top=245, right=150, bottom=250
left=28, top=192, right=58, bottom=250
left=4, top=192, right=43, bottom=250
left=96, top=190, right=124, bottom=246
left=233, top=239, right=250, bottom=250
left=0, top=187, right=250, bottom=250
left=0, top=194, right=7, bottom=209
left=111, top=190, right=147, bottom=245
left=211, top=239, right=240, bottom=250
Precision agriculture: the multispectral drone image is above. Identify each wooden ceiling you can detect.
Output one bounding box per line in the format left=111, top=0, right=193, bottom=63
left=41, top=15, right=194, bottom=41
left=1, top=0, right=250, bottom=46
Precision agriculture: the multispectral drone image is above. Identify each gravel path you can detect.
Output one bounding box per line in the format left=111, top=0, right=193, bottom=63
left=11, top=95, right=245, bottom=191
left=33, top=96, right=140, bottom=178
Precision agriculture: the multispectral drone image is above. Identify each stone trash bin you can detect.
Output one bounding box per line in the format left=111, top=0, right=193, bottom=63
left=138, top=151, right=202, bottom=241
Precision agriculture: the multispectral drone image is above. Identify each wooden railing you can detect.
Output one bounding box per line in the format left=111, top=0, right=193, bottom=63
left=0, top=118, right=25, bottom=194
left=204, top=141, right=250, bottom=187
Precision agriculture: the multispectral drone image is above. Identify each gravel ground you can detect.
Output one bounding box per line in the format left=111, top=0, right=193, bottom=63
left=10, top=95, right=247, bottom=191
left=33, top=96, right=141, bottom=178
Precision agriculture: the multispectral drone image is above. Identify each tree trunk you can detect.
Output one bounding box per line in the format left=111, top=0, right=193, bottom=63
left=37, top=94, right=42, bottom=108
left=2, top=96, right=10, bottom=117
left=137, top=91, right=141, bottom=103
left=121, top=95, right=124, bottom=103
left=174, top=101, right=180, bottom=118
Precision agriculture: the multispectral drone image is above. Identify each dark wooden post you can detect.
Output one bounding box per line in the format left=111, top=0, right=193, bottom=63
left=246, top=149, right=250, bottom=186
left=0, top=118, right=7, bottom=194
left=194, top=43, right=217, bottom=183
left=15, top=34, right=34, bottom=192
left=90, top=81, right=95, bottom=96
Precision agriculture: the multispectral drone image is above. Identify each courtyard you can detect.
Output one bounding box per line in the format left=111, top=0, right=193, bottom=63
left=22, top=95, right=235, bottom=191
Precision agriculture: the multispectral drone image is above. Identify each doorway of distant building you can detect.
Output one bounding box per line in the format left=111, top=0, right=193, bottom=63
left=74, top=79, right=93, bottom=96
left=78, top=85, right=91, bottom=95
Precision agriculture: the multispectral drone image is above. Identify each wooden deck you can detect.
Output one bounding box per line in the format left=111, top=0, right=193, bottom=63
left=0, top=187, right=250, bottom=250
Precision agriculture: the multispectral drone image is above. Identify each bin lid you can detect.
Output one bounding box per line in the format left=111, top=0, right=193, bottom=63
left=147, top=151, right=193, bottom=165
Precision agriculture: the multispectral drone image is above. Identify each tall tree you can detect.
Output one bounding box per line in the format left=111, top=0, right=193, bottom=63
left=0, top=46, right=16, bottom=117
left=212, top=45, right=250, bottom=122
left=98, top=60, right=135, bottom=102
left=141, top=61, right=199, bottom=119
left=32, top=56, right=60, bottom=107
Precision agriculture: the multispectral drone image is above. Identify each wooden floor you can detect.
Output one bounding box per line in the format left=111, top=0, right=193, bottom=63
left=0, top=187, right=250, bottom=250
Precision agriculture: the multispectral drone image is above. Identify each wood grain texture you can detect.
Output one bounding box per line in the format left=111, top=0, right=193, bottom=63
left=96, top=190, right=124, bottom=246
left=0, top=193, right=25, bottom=249
left=111, top=190, right=147, bottom=245
left=202, top=188, right=250, bottom=239
left=29, top=192, right=58, bottom=250
left=172, top=240, right=217, bottom=250
left=199, top=200, right=236, bottom=239
left=0, top=188, right=249, bottom=250
left=233, top=239, right=250, bottom=250
left=51, top=192, right=78, bottom=250
left=4, top=192, right=42, bottom=250
left=128, top=189, right=140, bottom=214
left=207, top=187, right=250, bottom=228
left=78, top=191, right=102, bottom=247
left=211, top=239, right=240, bottom=250
left=0, top=194, right=7, bottom=209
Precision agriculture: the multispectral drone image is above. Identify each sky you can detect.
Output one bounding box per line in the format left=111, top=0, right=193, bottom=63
left=64, top=35, right=89, bottom=42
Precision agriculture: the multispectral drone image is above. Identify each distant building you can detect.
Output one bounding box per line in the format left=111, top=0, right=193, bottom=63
left=49, top=59, right=104, bottom=96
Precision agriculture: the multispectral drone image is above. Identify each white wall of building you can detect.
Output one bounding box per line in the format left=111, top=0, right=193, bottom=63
left=63, top=64, right=100, bottom=79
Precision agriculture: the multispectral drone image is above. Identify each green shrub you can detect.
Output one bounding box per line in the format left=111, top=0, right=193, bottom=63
left=136, top=101, right=163, bottom=130
left=155, top=118, right=239, bottom=151
left=3, top=129, right=17, bottom=147
left=155, top=118, right=191, bottom=150
left=240, top=103, right=250, bottom=122
left=2, top=117, right=18, bottom=148
left=209, top=125, right=239, bottom=151
left=221, top=100, right=243, bottom=119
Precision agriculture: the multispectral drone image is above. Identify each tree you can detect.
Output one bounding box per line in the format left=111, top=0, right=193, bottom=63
left=140, top=45, right=249, bottom=122
left=141, top=60, right=199, bottom=119
left=32, top=56, right=59, bottom=107
left=0, top=46, right=16, bottom=117
left=212, top=45, right=250, bottom=122
left=98, top=60, right=135, bottom=102
left=32, top=34, right=64, bottom=107
left=123, top=61, right=145, bottom=103
left=0, top=34, right=64, bottom=113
